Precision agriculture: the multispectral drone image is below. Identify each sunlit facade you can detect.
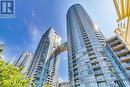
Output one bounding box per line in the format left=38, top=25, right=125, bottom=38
left=66, top=4, right=128, bottom=87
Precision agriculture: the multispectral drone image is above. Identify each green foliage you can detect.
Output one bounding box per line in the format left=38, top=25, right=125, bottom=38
left=44, top=83, right=51, bottom=87
left=0, top=59, right=31, bottom=87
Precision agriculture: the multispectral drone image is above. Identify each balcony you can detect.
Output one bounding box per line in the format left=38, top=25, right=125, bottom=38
left=91, top=59, right=99, bottom=64
left=87, top=47, right=93, bottom=51
left=112, top=44, right=125, bottom=51
left=110, top=40, right=120, bottom=46
left=90, top=56, right=96, bottom=60
left=124, top=64, right=130, bottom=70
left=94, top=70, right=103, bottom=76
left=88, top=51, right=95, bottom=55
left=86, top=44, right=92, bottom=47
left=96, top=76, right=105, bottom=82
left=116, top=49, right=129, bottom=57
left=85, top=41, right=91, bottom=45
left=121, top=56, right=130, bottom=63
left=93, top=65, right=101, bottom=70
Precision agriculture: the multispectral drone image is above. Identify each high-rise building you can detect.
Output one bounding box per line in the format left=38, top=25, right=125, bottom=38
left=43, top=42, right=67, bottom=87
left=14, top=51, right=32, bottom=73
left=59, top=82, right=69, bottom=87
left=28, top=27, right=61, bottom=87
left=0, top=42, right=4, bottom=59
left=106, top=35, right=130, bottom=82
left=66, top=4, right=129, bottom=87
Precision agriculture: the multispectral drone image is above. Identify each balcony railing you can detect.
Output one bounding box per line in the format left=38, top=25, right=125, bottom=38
left=112, top=44, right=125, bottom=51
left=88, top=51, right=95, bottom=55
left=116, top=49, right=129, bottom=57
left=121, top=56, right=130, bottom=63
left=91, top=59, right=99, bottom=64
left=93, top=65, right=101, bottom=70
left=124, top=63, right=130, bottom=70
left=94, top=70, right=103, bottom=76
left=110, top=40, right=120, bottom=46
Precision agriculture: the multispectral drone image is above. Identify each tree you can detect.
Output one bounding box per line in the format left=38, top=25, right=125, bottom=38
left=0, top=59, right=31, bottom=87
left=44, top=83, right=51, bottom=87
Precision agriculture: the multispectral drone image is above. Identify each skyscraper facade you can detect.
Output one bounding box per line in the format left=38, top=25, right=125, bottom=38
left=14, top=51, right=32, bottom=74
left=66, top=4, right=129, bottom=87
left=106, top=35, right=130, bottom=85
left=43, top=42, right=67, bottom=87
left=43, top=53, right=60, bottom=87
left=28, top=27, right=61, bottom=87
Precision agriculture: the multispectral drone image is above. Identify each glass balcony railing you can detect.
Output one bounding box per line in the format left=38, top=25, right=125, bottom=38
left=91, top=59, right=99, bottom=64
left=94, top=70, right=103, bottom=76
left=110, top=40, right=120, bottom=46
left=93, top=65, right=101, bottom=70
left=121, top=56, right=130, bottom=63
left=116, top=49, right=129, bottom=57
left=96, top=76, right=105, bottom=82
left=124, top=63, right=130, bottom=70
left=112, top=44, right=125, bottom=51
left=88, top=51, right=95, bottom=55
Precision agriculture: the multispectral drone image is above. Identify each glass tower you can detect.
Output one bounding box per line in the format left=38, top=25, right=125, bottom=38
left=14, top=51, right=32, bottom=73
left=42, top=42, right=67, bottom=87
left=67, top=4, right=127, bottom=87
left=28, top=27, right=61, bottom=87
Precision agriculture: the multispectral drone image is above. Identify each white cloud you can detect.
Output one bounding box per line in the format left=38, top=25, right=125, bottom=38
left=32, top=10, right=35, bottom=17
left=23, top=19, right=43, bottom=52
left=29, top=23, right=42, bottom=52
left=28, top=22, right=40, bottom=41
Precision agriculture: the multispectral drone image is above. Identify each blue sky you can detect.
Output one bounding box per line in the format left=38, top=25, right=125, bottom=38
left=0, top=0, right=117, bottom=82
